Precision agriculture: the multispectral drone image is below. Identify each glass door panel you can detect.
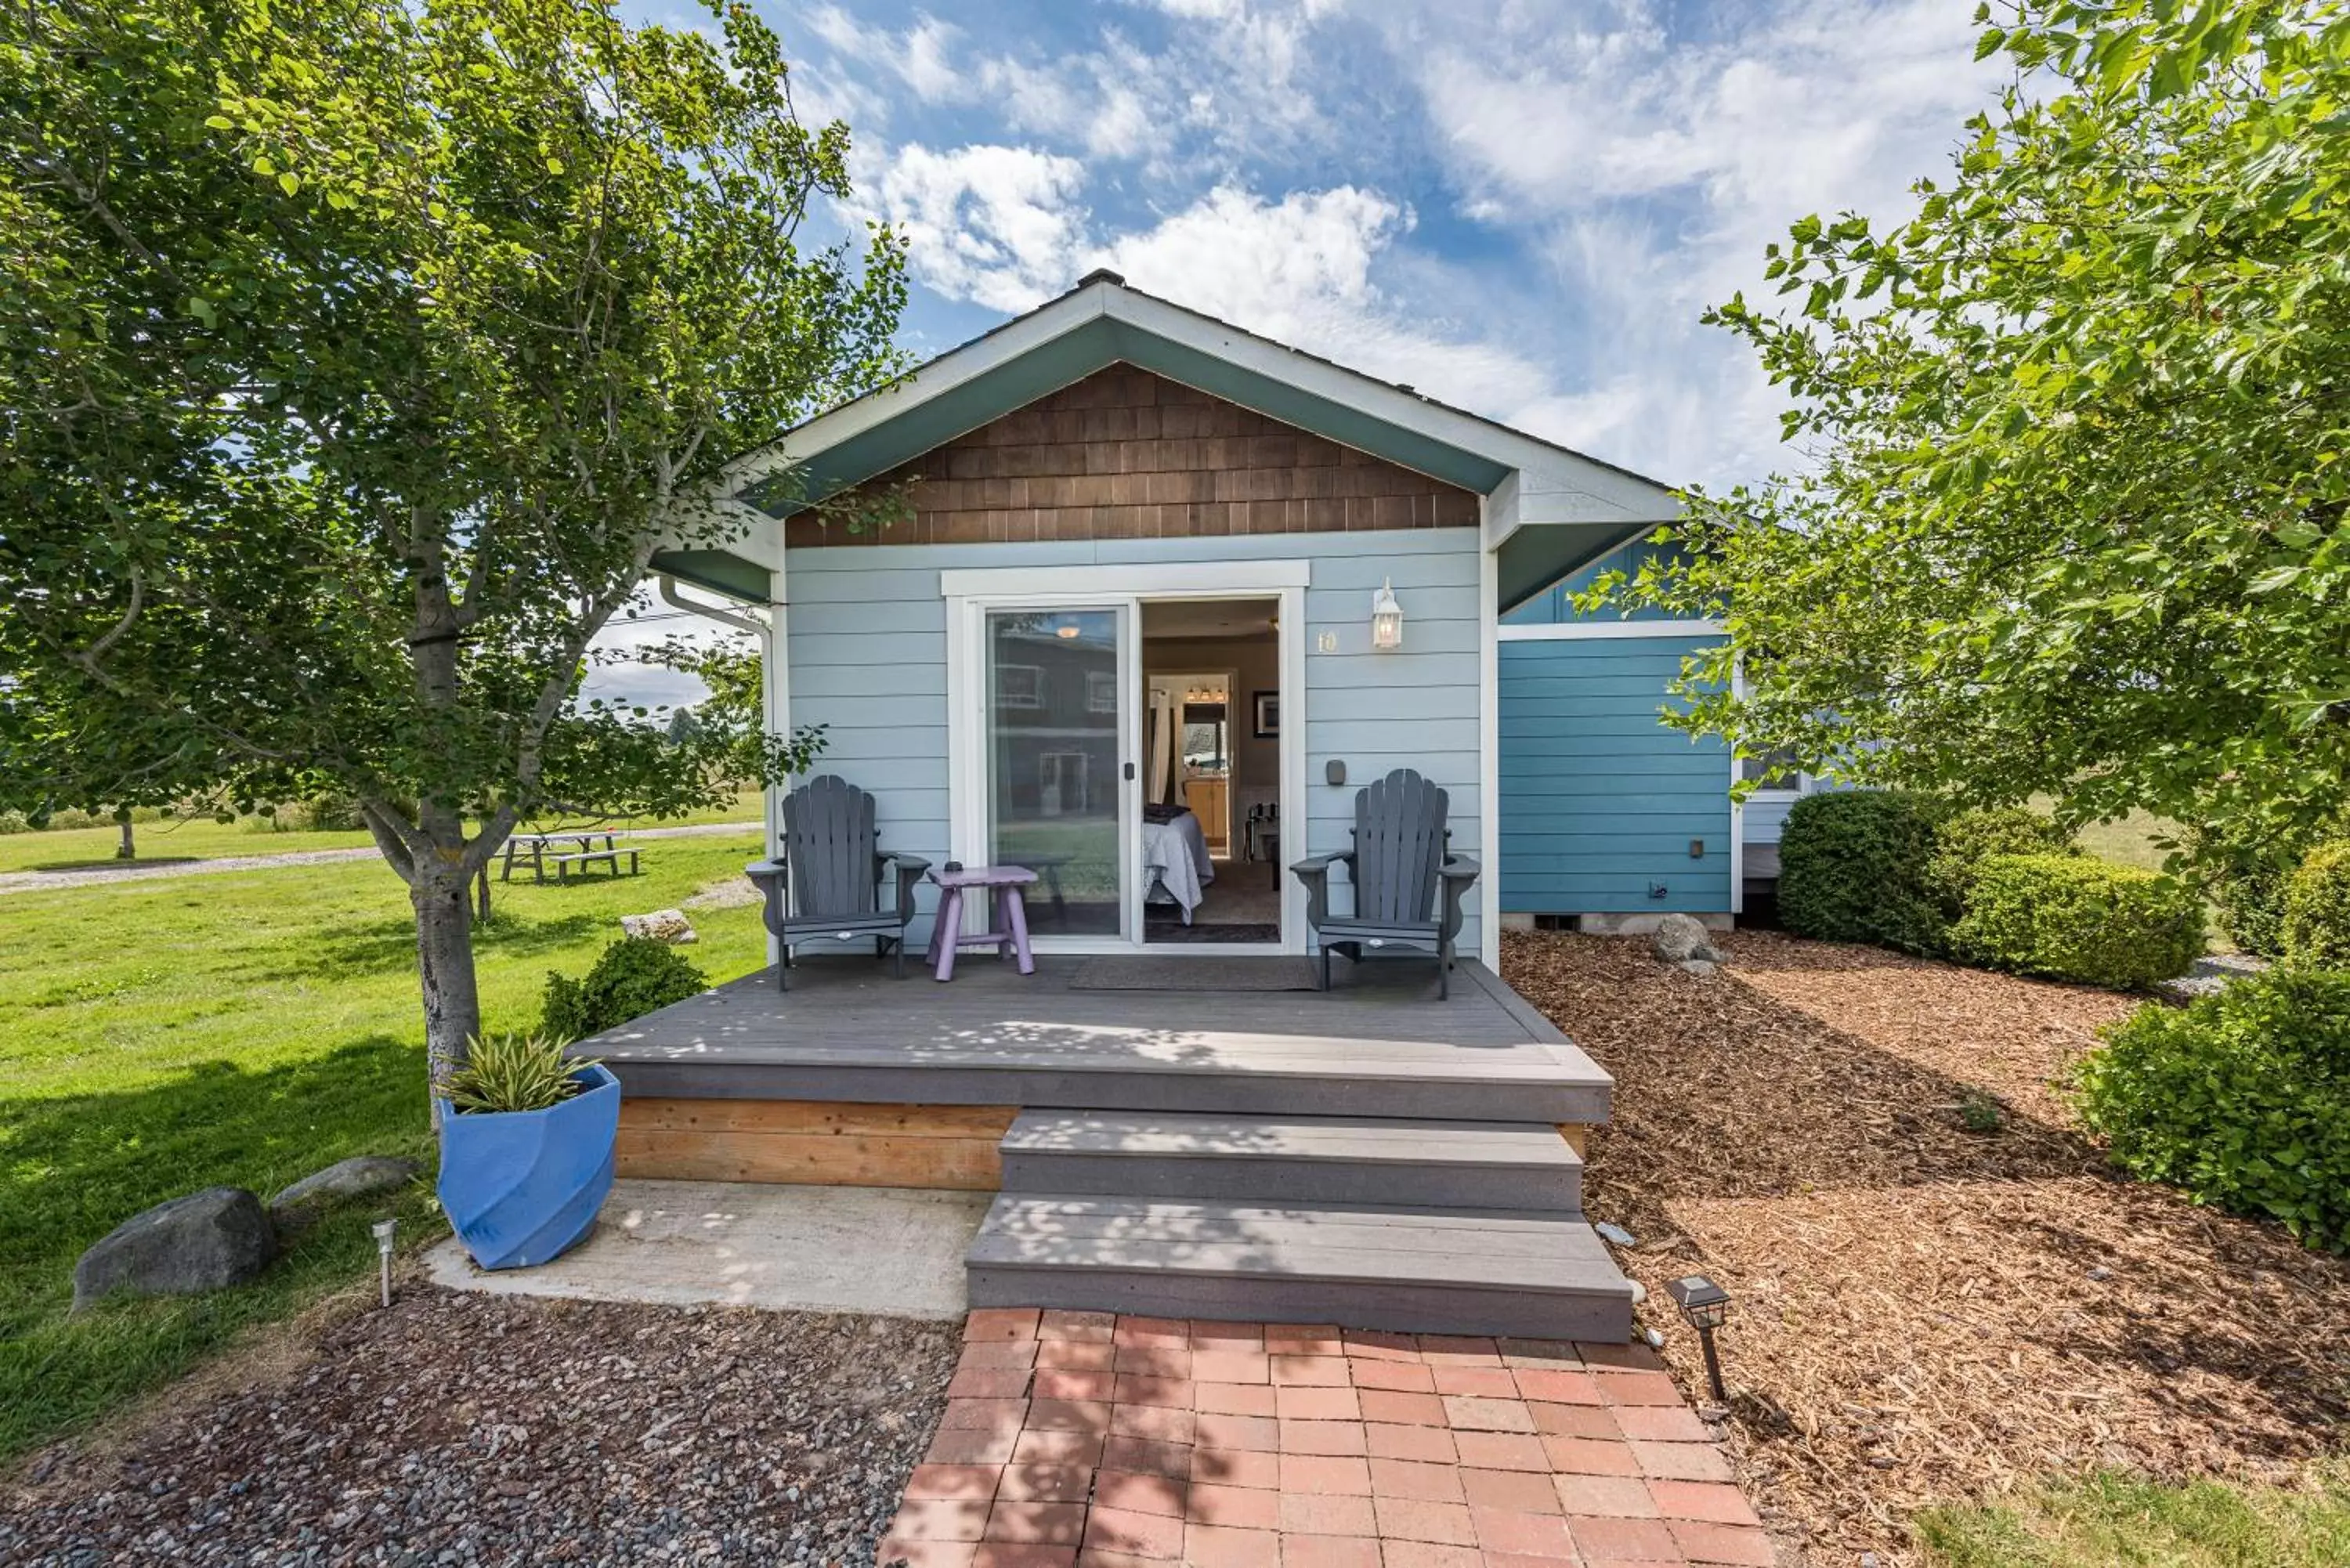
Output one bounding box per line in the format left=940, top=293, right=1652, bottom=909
left=986, top=608, right=1124, bottom=937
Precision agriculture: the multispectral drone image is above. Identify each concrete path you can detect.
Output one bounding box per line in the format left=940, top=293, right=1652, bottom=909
left=426, top=1179, right=989, bottom=1319
left=882, top=1310, right=1772, bottom=1567
left=0, top=820, right=762, bottom=896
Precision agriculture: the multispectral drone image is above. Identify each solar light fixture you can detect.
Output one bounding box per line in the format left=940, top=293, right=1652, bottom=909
left=372, top=1217, right=398, bottom=1309
left=1666, top=1273, right=1732, bottom=1403
left=1369, top=578, right=1404, bottom=651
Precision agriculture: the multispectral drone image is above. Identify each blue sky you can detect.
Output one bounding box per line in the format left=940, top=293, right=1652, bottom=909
left=600, top=0, right=2005, bottom=705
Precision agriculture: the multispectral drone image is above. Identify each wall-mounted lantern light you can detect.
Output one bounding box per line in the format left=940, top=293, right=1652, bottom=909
left=1665, top=1274, right=1733, bottom=1403
left=1370, top=578, right=1404, bottom=651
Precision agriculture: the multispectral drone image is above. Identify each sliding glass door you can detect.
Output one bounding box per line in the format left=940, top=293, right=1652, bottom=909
left=984, top=606, right=1130, bottom=938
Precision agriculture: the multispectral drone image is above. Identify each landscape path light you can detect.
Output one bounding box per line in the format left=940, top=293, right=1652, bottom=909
left=1665, top=1273, right=1732, bottom=1404
left=372, top=1217, right=398, bottom=1308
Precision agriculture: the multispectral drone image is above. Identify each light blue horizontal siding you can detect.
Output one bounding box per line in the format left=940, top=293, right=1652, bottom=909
left=787, top=528, right=1484, bottom=951
left=1743, top=793, right=1797, bottom=845
left=1499, top=638, right=1731, bottom=916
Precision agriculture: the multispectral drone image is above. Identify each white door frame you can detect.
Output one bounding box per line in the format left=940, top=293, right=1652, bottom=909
left=944, top=561, right=1309, bottom=955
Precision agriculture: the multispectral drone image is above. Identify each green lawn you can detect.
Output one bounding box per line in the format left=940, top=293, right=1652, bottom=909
left=1919, top=1465, right=2350, bottom=1567
left=0, top=831, right=767, bottom=1459
left=0, top=789, right=762, bottom=874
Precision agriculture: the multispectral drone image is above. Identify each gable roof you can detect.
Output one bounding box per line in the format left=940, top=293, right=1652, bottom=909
left=663, top=273, right=1683, bottom=611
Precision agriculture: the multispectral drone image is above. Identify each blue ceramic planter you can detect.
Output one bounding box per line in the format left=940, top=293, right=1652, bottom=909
left=436, top=1064, right=619, bottom=1270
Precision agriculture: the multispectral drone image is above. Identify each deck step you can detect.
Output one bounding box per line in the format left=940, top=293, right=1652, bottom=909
left=966, top=1194, right=1635, bottom=1339
left=999, top=1111, right=1584, bottom=1211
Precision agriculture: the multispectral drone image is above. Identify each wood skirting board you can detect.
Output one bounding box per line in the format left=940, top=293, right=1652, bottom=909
left=616, top=1098, right=1017, bottom=1190
left=617, top=1096, right=1596, bottom=1194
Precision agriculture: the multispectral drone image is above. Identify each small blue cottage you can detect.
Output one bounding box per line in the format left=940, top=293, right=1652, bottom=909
left=650, top=271, right=1805, bottom=963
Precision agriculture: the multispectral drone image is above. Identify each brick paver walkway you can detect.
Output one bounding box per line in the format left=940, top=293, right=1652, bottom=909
left=879, top=1310, right=1771, bottom=1567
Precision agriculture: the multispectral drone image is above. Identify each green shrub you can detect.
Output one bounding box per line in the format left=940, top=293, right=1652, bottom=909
left=1950, top=853, right=2205, bottom=989
left=2282, top=840, right=2350, bottom=970
left=1926, top=806, right=2074, bottom=919
left=1776, top=789, right=1950, bottom=951
left=540, top=937, right=707, bottom=1040
left=443, top=1031, right=599, bottom=1115
left=2077, top=971, right=2350, bottom=1252
left=2191, top=820, right=2311, bottom=959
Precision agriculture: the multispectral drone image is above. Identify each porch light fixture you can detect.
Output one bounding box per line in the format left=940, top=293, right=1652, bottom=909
left=1370, top=578, right=1404, bottom=651
left=372, top=1217, right=398, bottom=1309
left=1666, top=1274, right=1732, bottom=1403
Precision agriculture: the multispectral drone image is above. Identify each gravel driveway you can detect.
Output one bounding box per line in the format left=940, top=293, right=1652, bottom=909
left=0, top=1289, right=960, bottom=1566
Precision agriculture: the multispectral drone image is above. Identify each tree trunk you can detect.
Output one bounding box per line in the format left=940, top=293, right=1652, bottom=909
left=411, top=858, right=483, bottom=1112
left=114, top=807, right=134, bottom=860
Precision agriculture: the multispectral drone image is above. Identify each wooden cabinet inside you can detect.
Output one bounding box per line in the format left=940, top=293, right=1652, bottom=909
left=1184, top=775, right=1229, bottom=857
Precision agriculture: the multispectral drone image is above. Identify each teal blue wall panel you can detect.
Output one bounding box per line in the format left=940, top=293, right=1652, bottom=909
left=1502, top=537, right=1693, bottom=626
left=1499, top=638, right=1732, bottom=914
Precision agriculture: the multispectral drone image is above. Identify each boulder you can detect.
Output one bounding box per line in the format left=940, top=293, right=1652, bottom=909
left=73, top=1187, right=275, bottom=1311
left=1648, top=912, right=1723, bottom=965
left=267, top=1155, right=419, bottom=1236
left=620, top=909, right=697, bottom=944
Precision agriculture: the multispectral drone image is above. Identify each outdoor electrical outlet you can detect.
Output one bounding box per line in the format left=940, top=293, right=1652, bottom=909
left=1689, top=838, right=1705, bottom=858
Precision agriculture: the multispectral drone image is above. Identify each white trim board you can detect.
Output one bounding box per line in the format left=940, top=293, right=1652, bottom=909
left=942, top=569, right=1309, bottom=956
left=1477, top=538, right=1502, bottom=969
left=941, top=559, right=1312, bottom=598
left=1496, top=619, right=1725, bottom=642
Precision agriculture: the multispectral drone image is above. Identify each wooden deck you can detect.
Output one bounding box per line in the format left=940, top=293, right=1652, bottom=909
left=581, top=955, right=1636, bottom=1339
left=588, top=956, right=1611, bottom=1125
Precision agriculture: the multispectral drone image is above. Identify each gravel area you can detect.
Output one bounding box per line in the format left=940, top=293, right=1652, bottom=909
left=0, top=1288, right=960, bottom=1566
left=1505, top=929, right=2350, bottom=1567
left=0, top=822, right=761, bottom=897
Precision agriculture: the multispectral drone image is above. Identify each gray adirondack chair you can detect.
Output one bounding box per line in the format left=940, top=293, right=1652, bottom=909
left=1290, top=768, right=1480, bottom=998
left=745, top=775, right=930, bottom=990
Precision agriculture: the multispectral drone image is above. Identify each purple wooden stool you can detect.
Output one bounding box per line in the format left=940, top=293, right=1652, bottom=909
left=925, top=865, right=1039, bottom=981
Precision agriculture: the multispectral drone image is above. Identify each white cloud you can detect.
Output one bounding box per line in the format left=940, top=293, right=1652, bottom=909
left=1093, top=186, right=1560, bottom=417
left=865, top=156, right=1575, bottom=426
left=793, top=0, right=2005, bottom=487
left=1398, top=0, right=1998, bottom=481
left=978, top=44, right=1159, bottom=161
left=801, top=6, right=966, bottom=101
left=862, top=143, right=1091, bottom=313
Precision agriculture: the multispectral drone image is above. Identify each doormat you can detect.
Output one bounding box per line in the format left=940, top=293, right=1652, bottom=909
left=1068, top=956, right=1320, bottom=991
left=1142, top=919, right=1283, bottom=945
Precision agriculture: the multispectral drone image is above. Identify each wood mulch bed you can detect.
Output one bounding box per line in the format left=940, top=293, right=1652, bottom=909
left=1504, top=929, right=2350, bottom=1567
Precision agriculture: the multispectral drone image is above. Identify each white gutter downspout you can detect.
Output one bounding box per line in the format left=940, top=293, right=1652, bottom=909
left=655, top=573, right=788, bottom=953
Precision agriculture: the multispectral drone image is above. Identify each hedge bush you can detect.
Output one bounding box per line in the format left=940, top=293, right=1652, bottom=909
left=540, top=937, right=707, bottom=1041
left=1776, top=789, right=1950, bottom=951
left=2191, top=820, right=2312, bottom=959
left=2282, top=840, right=2350, bottom=970
left=2077, top=970, right=2350, bottom=1252
left=1950, top=853, right=2204, bottom=989
left=1925, top=806, right=2074, bottom=919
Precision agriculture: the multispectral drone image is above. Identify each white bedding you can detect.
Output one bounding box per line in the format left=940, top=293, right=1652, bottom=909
left=1142, top=811, right=1216, bottom=922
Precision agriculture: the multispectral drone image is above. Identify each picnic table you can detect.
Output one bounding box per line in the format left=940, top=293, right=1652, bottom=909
left=500, top=830, right=642, bottom=884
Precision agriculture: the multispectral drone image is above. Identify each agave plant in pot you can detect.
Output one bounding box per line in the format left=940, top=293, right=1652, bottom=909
left=436, top=1032, right=619, bottom=1270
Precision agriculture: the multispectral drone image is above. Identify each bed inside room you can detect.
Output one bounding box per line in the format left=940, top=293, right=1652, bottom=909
left=1140, top=598, right=1284, bottom=945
